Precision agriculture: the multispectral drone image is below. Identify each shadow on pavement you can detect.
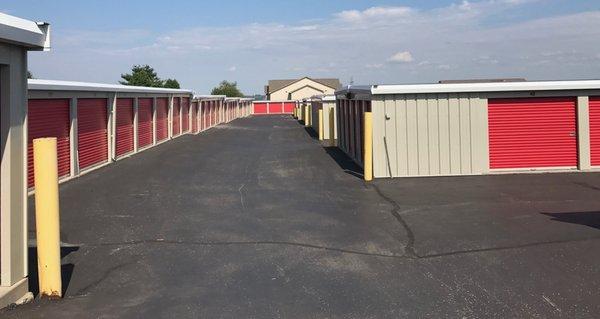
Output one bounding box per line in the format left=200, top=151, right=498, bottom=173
left=28, top=246, right=79, bottom=297
left=541, top=211, right=600, bottom=230
left=324, top=147, right=363, bottom=180
left=303, top=127, right=319, bottom=139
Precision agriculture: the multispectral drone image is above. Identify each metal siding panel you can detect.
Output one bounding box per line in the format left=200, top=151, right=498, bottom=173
left=438, top=94, right=451, bottom=175
left=488, top=97, right=578, bottom=169
left=590, top=97, right=600, bottom=166
left=137, top=98, right=153, bottom=148
left=395, top=96, right=408, bottom=177
left=27, top=99, right=71, bottom=187
left=406, top=95, right=419, bottom=176
left=448, top=94, right=461, bottom=174
left=372, top=98, right=387, bottom=177
left=427, top=95, right=440, bottom=175
left=115, top=98, right=134, bottom=157
left=383, top=96, right=397, bottom=176
left=459, top=94, right=472, bottom=173
left=470, top=95, right=489, bottom=173
left=156, top=98, right=169, bottom=141
left=416, top=95, right=429, bottom=175
left=77, top=98, right=108, bottom=170
left=172, top=98, right=181, bottom=136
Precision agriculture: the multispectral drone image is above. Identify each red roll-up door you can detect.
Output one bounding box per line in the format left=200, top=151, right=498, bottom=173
left=254, top=102, right=267, bottom=114
left=172, top=98, right=181, bottom=136
left=78, top=98, right=108, bottom=170
left=211, top=102, right=216, bottom=126
left=156, top=98, right=169, bottom=141
left=115, top=98, right=134, bottom=157
left=28, top=99, right=71, bottom=187
left=138, top=98, right=153, bottom=148
left=269, top=102, right=283, bottom=114
left=590, top=97, right=600, bottom=166
left=191, top=102, right=198, bottom=133
left=182, top=98, right=190, bottom=132
left=488, top=97, right=577, bottom=169
left=283, top=102, right=295, bottom=113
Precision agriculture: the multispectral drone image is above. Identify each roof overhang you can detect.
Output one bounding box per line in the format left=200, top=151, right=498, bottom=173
left=29, top=79, right=193, bottom=94
left=0, top=13, right=50, bottom=50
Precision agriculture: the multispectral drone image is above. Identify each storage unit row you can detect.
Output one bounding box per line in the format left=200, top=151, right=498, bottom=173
left=335, top=80, right=600, bottom=178
left=27, top=80, right=251, bottom=189
left=252, top=100, right=296, bottom=115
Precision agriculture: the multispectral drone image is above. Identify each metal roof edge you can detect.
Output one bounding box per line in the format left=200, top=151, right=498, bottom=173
left=0, top=13, right=50, bottom=50
left=371, top=80, right=600, bottom=95
left=29, top=79, right=193, bottom=94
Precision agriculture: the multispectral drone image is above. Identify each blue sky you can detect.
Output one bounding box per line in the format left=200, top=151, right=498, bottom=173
left=2, top=0, right=600, bottom=94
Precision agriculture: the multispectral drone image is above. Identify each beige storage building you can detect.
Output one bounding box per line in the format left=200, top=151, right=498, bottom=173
left=336, top=81, right=600, bottom=178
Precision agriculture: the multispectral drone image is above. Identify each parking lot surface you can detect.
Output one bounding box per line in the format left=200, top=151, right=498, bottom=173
left=4, top=115, right=600, bottom=318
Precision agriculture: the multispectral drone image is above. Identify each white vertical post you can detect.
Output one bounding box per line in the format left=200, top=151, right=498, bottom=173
left=109, top=93, right=117, bottom=162
left=69, top=97, right=78, bottom=177
left=577, top=96, right=591, bottom=170
left=133, top=97, right=139, bottom=153
left=152, top=97, right=157, bottom=145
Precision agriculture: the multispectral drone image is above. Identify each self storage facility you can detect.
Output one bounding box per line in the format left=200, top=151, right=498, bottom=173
left=336, top=80, right=600, bottom=178
left=27, top=79, right=193, bottom=186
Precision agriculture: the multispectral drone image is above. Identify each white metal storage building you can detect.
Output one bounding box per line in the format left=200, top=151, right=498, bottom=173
left=336, top=80, right=600, bottom=178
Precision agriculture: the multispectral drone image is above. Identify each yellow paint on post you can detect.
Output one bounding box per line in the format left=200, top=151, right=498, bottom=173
left=364, top=112, right=373, bottom=181
left=33, top=138, right=62, bottom=298
left=318, top=109, right=324, bottom=141
left=304, top=105, right=309, bottom=127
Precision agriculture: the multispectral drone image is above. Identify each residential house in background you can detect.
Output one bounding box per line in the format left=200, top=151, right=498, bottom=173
left=265, top=77, right=340, bottom=101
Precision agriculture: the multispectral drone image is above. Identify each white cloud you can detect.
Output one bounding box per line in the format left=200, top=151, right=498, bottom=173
left=228, top=66, right=237, bottom=72
left=388, top=51, right=414, bottom=63
left=27, top=1, right=600, bottom=94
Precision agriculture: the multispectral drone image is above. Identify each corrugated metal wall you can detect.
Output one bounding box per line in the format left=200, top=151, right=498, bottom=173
left=371, top=93, right=489, bottom=178
left=156, top=98, right=169, bottom=141
left=115, top=98, right=134, bottom=157
left=137, top=98, right=153, bottom=148
left=172, top=97, right=181, bottom=136
left=181, top=97, right=190, bottom=132
left=27, top=99, right=71, bottom=187
left=77, top=98, right=109, bottom=170
left=191, top=101, right=198, bottom=133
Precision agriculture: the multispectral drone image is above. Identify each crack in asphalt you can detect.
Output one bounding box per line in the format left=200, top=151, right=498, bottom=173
left=367, top=183, right=418, bottom=258
left=78, top=240, right=410, bottom=259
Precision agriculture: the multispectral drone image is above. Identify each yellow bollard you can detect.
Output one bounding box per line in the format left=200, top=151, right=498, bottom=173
left=329, top=108, right=335, bottom=145
left=304, top=105, right=309, bottom=127
left=293, top=108, right=296, bottom=118
left=318, top=109, right=323, bottom=141
left=364, top=112, right=373, bottom=181
left=33, top=138, right=62, bottom=298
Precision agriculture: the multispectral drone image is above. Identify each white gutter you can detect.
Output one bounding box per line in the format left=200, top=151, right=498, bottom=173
left=28, top=79, right=192, bottom=94
left=371, top=80, right=600, bottom=95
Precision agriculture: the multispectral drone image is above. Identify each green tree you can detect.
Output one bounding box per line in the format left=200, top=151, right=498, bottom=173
left=163, top=78, right=180, bottom=89
left=120, top=65, right=164, bottom=87
left=211, top=80, right=244, bottom=97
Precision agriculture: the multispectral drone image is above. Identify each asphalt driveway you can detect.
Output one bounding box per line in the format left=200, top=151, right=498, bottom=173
left=3, top=115, right=600, bottom=318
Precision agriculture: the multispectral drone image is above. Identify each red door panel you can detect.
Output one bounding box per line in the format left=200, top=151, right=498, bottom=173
left=254, top=102, right=267, bottom=114
left=191, top=102, right=198, bottom=133
left=28, top=99, right=71, bottom=187
left=269, top=102, right=283, bottom=114
left=590, top=97, right=600, bottom=166
left=78, top=98, right=108, bottom=170
left=115, top=98, right=134, bottom=157
left=138, top=98, right=153, bottom=148
left=172, top=98, right=181, bottom=136
left=283, top=102, right=295, bottom=113
left=156, top=98, right=169, bottom=141
left=182, top=97, right=190, bottom=132
left=488, top=97, right=577, bottom=169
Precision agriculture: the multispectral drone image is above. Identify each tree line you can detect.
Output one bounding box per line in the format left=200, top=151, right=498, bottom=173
left=120, top=65, right=244, bottom=97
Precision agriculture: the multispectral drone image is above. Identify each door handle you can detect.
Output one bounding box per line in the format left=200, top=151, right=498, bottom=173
left=569, top=131, right=577, bottom=137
